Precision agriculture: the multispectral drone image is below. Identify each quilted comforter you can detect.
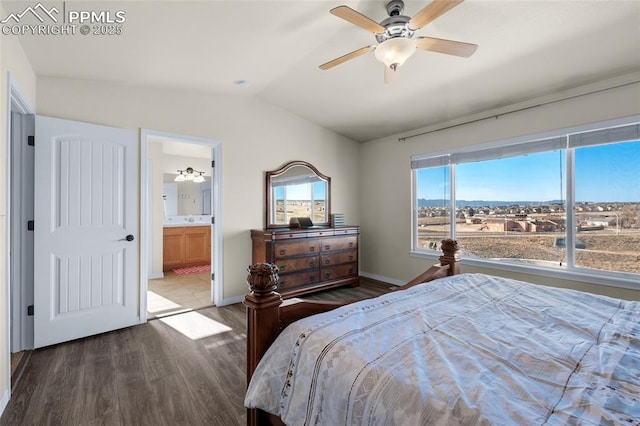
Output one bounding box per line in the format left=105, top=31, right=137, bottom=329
left=245, top=273, right=640, bottom=425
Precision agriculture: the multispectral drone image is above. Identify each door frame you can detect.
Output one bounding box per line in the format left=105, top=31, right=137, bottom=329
left=4, top=73, right=35, bottom=405
left=9, top=109, right=34, bottom=353
left=140, top=129, right=223, bottom=322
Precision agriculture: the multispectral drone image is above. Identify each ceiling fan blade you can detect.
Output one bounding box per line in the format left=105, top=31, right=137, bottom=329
left=416, top=36, right=478, bottom=57
left=409, top=0, right=465, bottom=30
left=330, top=6, right=385, bottom=34
left=319, top=46, right=375, bottom=70
left=384, top=65, right=399, bottom=84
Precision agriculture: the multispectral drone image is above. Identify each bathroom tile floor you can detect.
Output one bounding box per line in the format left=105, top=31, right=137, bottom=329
left=147, top=271, right=213, bottom=319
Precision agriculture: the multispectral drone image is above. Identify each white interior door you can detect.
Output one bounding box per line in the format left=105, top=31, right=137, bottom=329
left=34, top=116, right=139, bottom=348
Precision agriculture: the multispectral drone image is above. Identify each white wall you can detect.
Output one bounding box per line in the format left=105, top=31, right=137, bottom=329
left=36, top=77, right=361, bottom=303
left=359, top=81, right=640, bottom=301
left=0, top=19, right=36, bottom=413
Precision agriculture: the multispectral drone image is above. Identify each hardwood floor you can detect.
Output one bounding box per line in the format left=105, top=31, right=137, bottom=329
left=0, top=278, right=391, bottom=426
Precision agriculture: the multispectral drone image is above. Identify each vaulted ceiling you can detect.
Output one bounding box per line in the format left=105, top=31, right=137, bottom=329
left=9, top=0, right=640, bottom=142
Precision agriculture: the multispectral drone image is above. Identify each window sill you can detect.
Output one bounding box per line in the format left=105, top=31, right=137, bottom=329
left=410, top=250, right=640, bottom=291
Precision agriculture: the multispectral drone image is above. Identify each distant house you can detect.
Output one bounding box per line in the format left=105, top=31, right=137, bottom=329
left=484, top=219, right=524, bottom=232
left=588, top=219, right=612, bottom=227
left=528, top=220, right=558, bottom=232
left=484, top=218, right=558, bottom=233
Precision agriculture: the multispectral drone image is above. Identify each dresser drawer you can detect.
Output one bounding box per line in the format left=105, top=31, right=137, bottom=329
left=273, top=240, right=320, bottom=259
left=252, top=226, right=359, bottom=298
left=320, top=236, right=357, bottom=252
left=275, top=256, right=319, bottom=273
left=277, top=270, right=321, bottom=290
left=320, top=249, right=357, bottom=266
left=272, top=231, right=308, bottom=240
left=321, top=264, right=357, bottom=281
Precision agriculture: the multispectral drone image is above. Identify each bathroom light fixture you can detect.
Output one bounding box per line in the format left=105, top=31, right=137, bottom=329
left=193, top=172, right=205, bottom=183
left=175, top=167, right=205, bottom=183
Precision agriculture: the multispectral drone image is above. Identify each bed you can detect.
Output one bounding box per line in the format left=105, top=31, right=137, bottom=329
left=243, top=240, right=640, bottom=425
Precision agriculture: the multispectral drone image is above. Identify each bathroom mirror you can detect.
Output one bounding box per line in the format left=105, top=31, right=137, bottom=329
left=163, top=174, right=212, bottom=216
left=266, top=161, right=331, bottom=229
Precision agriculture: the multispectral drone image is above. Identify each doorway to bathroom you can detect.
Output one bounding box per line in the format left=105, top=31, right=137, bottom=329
left=141, top=130, right=222, bottom=321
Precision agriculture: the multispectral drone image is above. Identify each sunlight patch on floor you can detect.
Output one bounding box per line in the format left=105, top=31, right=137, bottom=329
left=147, top=290, right=182, bottom=313
left=159, top=311, right=232, bottom=340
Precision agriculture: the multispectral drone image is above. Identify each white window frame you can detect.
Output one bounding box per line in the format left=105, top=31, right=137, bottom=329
left=411, top=115, right=640, bottom=291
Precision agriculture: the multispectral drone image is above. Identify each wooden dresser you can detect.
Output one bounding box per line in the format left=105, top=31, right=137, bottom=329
left=251, top=226, right=359, bottom=297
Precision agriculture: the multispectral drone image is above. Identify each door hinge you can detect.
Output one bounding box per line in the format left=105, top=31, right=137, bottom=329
left=211, top=160, right=215, bottom=168
left=27, top=135, right=35, bottom=146
left=27, top=305, right=34, bottom=316
left=27, top=220, right=34, bottom=231
left=211, top=216, right=215, bottom=224
left=211, top=273, right=215, bottom=281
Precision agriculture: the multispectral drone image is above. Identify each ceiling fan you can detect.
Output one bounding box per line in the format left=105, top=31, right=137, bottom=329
left=320, top=0, right=478, bottom=83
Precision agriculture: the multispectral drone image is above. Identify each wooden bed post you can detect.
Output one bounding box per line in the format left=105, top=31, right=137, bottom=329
left=244, top=263, right=282, bottom=426
left=439, top=239, right=460, bottom=275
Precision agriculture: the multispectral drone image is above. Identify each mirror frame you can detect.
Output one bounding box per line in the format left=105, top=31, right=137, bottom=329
left=265, top=161, right=331, bottom=229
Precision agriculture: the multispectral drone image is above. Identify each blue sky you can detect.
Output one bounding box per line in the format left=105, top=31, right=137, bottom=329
left=417, top=140, right=639, bottom=203
left=274, top=182, right=326, bottom=201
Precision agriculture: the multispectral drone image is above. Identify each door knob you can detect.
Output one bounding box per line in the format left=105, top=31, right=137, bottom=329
left=120, top=234, right=135, bottom=242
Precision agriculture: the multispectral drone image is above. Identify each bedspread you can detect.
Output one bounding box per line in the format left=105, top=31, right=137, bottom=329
left=245, top=273, right=640, bottom=425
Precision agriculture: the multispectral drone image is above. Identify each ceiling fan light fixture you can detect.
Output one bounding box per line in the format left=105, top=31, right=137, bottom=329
left=374, top=37, right=416, bottom=68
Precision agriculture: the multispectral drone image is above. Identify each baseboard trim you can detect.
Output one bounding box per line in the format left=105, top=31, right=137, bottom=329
left=359, top=271, right=405, bottom=287
left=148, top=272, right=164, bottom=280
left=0, top=387, right=9, bottom=417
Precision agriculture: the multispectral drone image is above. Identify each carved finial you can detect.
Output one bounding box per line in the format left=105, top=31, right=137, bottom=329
left=440, top=239, right=459, bottom=254
left=247, top=263, right=279, bottom=295
left=439, top=239, right=460, bottom=275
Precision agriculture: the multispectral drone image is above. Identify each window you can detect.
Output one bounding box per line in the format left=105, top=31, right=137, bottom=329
left=415, top=165, right=451, bottom=250
left=412, top=121, right=640, bottom=285
left=455, top=150, right=567, bottom=267
left=573, top=137, right=640, bottom=275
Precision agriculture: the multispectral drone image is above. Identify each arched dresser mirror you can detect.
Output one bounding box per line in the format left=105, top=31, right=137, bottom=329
left=265, top=161, right=331, bottom=229
left=252, top=160, right=358, bottom=298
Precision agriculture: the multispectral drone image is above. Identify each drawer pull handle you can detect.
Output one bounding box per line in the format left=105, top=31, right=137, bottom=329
left=280, top=249, right=287, bottom=255
left=348, top=255, right=353, bottom=261
left=325, top=259, right=330, bottom=265
left=325, top=245, right=330, bottom=250
left=325, top=272, right=330, bottom=279
left=309, top=246, right=315, bottom=252
left=309, top=261, right=315, bottom=267
left=310, top=276, right=316, bottom=282
left=280, top=265, right=287, bottom=271
left=349, top=242, right=354, bottom=247
left=280, top=281, right=287, bottom=287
